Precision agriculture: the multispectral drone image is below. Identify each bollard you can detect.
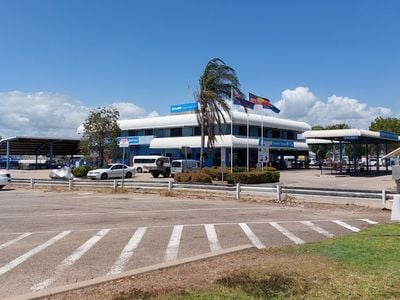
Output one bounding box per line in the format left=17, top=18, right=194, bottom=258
left=236, top=183, right=241, bottom=200
left=113, top=179, right=118, bottom=190
left=68, top=180, right=73, bottom=191
left=391, top=195, right=400, bottom=221
left=276, top=185, right=282, bottom=202
left=30, top=178, right=35, bottom=189
left=168, top=181, right=173, bottom=192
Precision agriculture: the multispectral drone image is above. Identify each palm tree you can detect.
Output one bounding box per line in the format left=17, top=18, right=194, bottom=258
left=196, top=58, right=243, bottom=168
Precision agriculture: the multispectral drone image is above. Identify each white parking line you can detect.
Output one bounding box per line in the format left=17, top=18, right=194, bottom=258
left=300, top=221, right=334, bottom=238
left=204, top=224, right=221, bottom=252
left=239, top=223, right=265, bottom=249
left=0, top=231, right=71, bottom=276
left=360, top=219, right=378, bottom=224
left=0, top=233, right=32, bottom=250
left=269, top=222, right=305, bottom=244
left=108, top=227, right=147, bottom=275
left=164, top=225, right=184, bottom=262
left=332, top=220, right=360, bottom=232
left=31, top=229, right=110, bottom=291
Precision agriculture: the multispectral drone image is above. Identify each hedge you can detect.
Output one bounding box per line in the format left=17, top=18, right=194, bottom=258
left=174, top=170, right=212, bottom=184
left=225, top=170, right=280, bottom=184
left=72, top=165, right=93, bottom=177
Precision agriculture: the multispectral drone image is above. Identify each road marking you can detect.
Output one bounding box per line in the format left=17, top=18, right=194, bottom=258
left=204, top=224, right=221, bottom=252
left=300, top=221, right=334, bottom=238
left=0, top=231, right=71, bottom=276
left=332, top=220, right=360, bottom=232
left=164, top=225, right=184, bottom=262
left=269, top=222, right=305, bottom=244
left=108, top=227, right=147, bottom=275
left=31, top=229, right=110, bottom=291
left=0, top=233, right=32, bottom=250
left=360, top=218, right=378, bottom=224
left=239, top=223, right=265, bottom=249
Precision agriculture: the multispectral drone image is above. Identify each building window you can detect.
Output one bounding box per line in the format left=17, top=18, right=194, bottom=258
left=239, top=126, right=247, bottom=136
left=144, top=129, right=153, bottom=136
left=272, top=129, right=280, bottom=139
left=287, top=131, right=294, bottom=140
left=128, top=130, right=137, bottom=136
left=170, top=127, right=182, bottom=137
left=194, top=126, right=200, bottom=136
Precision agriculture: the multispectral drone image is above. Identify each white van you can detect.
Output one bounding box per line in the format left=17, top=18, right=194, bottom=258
left=171, top=159, right=200, bottom=177
left=132, top=155, right=171, bottom=178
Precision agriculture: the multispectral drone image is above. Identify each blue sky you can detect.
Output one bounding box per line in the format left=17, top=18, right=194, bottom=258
left=0, top=0, right=399, bottom=137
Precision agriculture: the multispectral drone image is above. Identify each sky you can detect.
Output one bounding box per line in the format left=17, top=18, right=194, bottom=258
left=0, top=0, right=399, bottom=138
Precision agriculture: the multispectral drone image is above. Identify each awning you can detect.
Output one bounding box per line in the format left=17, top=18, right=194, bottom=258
left=383, top=147, right=400, bottom=159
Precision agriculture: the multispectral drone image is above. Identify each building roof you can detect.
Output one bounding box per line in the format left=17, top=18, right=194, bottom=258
left=75, top=111, right=311, bottom=134
left=0, top=136, right=80, bottom=156
left=303, top=129, right=400, bottom=143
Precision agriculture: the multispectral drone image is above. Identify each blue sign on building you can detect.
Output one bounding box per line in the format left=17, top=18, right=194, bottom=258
left=117, top=136, right=139, bottom=145
left=260, top=138, right=294, bottom=148
left=170, top=102, right=198, bottom=114
left=380, top=131, right=398, bottom=141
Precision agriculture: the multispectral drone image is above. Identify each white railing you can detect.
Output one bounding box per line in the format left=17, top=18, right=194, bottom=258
left=10, top=178, right=395, bottom=208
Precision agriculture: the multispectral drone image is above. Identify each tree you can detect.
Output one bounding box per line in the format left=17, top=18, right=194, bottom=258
left=369, top=116, right=400, bottom=153
left=196, top=58, right=243, bottom=167
left=80, top=107, right=121, bottom=167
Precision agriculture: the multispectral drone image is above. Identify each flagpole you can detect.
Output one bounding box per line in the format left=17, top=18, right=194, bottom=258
left=246, top=110, right=249, bottom=172
left=230, top=87, right=234, bottom=173
left=261, top=108, right=264, bottom=171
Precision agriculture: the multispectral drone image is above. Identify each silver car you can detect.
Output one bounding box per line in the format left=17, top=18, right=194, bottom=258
left=0, top=171, right=11, bottom=190
left=87, top=163, right=136, bottom=180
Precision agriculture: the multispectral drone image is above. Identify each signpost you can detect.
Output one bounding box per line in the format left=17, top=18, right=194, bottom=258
left=119, top=138, right=129, bottom=188
left=221, top=148, right=226, bottom=181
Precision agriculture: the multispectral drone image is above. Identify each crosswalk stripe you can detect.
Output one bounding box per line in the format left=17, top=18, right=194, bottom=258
left=0, top=233, right=32, bottom=250
left=0, top=231, right=71, bottom=276
left=300, top=221, right=334, bottom=238
left=239, top=223, right=265, bottom=249
left=31, top=229, right=110, bottom=291
left=360, top=219, right=378, bottom=225
left=204, top=224, right=221, bottom=252
left=269, top=222, right=305, bottom=244
left=332, top=220, right=360, bottom=232
left=164, top=225, right=184, bottom=262
left=108, top=227, right=147, bottom=275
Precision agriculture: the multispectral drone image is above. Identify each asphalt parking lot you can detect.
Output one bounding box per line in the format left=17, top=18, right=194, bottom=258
left=0, top=169, right=397, bottom=298
left=0, top=186, right=391, bottom=298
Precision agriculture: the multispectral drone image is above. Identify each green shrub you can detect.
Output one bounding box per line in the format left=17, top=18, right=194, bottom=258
left=204, top=167, right=228, bottom=181
left=225, top=170, right=280, bottom=184
left=174, top=170, right=212, bottom=184
left=72, top=165, right=93, bottom=177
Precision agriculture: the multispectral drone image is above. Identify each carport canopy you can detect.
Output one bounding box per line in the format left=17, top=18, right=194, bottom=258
left=303, top=129, right=400, bottom=174
left=0, top=136, right=80, bottom=169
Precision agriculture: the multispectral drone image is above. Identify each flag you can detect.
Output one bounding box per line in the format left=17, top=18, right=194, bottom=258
left=249, top=93, right=280, bottom=113
left=233, top=90, right=254, bottom=111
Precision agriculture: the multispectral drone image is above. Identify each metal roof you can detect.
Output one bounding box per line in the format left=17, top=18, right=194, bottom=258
left=0, top=136, right=80, bottom=156
left=303, top=129, right=400, bottom=143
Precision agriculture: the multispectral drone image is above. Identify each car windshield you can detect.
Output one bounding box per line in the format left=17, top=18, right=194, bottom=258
left=172, top=161, right=181, bottom=167
left=106, top=164, right=114, bottom=169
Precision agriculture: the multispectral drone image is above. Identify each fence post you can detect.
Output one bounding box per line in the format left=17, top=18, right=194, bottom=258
left=276, top=184, right=282, bottom=202
left=236, top=183, right=241, bottom=200
left=381, top=189, right=386, bottom=208
left=30, top=178, right=35, bottom=189
left=168, top=181, right=173, bottom=192
left=391, top=195, right=400, bottom=221
left=69, top=180, right=73, bottom=191
left=113, top=180, right=118, bottom=190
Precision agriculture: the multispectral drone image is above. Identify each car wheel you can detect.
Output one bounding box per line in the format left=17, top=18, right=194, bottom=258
left=125, top=172, right=132, bottom=178
left=0, top=185, right=4, bottom=190
left=100, top=173, right=108, bottom=180
left=137, top=167, right=142, bottom=173
left=152, top=172, right=160, bottom=178
left=162, top=172, right=170, bottom=178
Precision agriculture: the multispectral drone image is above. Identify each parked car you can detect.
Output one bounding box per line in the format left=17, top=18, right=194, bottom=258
left=86, top=163, right=136, bottom=180
left=49, top=166, right=74, bottom=180
left=132, top=155, right=171, bottom=178
left=0, top=170, right=11, bottom=190
left=171, top=159, right=200, bottom=177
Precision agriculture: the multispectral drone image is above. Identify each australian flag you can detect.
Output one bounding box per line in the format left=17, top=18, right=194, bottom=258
left=232, top=90, right=254, bottom=112
left=249, top=93, right=280, bottom=113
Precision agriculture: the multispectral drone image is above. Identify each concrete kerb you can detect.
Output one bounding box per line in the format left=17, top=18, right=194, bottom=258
left=5, top=244, right=254, bottom=300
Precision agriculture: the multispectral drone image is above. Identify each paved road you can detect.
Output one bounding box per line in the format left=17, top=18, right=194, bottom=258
left=0, top=188, right=390, bottom=298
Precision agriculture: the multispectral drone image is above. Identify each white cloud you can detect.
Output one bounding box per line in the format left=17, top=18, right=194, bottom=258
left=274, top=87, right=393, bottom=129
left=0, top=91, right=159, bottom=138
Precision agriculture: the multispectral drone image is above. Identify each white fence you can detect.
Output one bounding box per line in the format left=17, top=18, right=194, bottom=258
left=10, top=178, right=396, bottom=208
